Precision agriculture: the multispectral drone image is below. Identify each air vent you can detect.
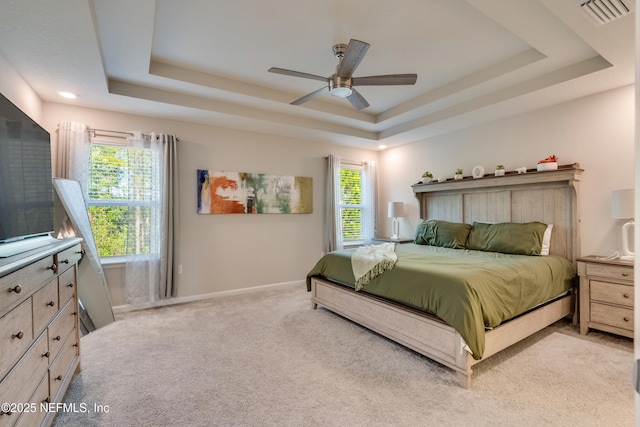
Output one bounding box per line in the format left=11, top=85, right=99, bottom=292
left=580, top=0, right=633, bottom=26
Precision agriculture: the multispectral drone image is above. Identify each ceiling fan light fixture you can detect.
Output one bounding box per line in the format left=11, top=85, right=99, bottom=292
left=329, top=75, right=352, bottom=97
left=330, top=86, right=352, bottom=97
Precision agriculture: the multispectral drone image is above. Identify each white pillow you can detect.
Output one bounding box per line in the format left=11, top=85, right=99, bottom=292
left=540, top=224, right=553, bottom=256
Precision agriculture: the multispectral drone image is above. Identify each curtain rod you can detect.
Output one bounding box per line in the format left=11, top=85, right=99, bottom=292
left=88, top=128, right=180, bottom=141
left=324, top=156, right=363, bottom=167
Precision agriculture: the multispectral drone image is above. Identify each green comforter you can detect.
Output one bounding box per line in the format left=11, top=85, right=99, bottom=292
left=306, top=244, right=576, bottom=359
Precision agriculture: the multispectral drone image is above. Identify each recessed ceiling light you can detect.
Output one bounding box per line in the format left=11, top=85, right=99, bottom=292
left=58, top=91, right=77, bottom=99
left=378, top=144, right=387, bottom=150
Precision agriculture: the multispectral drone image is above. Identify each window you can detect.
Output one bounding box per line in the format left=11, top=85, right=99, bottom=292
left=339, top=164, right=365, bottom=244
left=87, top=143, right=157, bottom=258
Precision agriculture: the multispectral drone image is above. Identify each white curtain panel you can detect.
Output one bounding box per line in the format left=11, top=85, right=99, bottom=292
left=325, top=154, right=343, bottom=252
left=362, top=160, right=377, bottom=244
left=56, top=122, right=91, bottom=197
left=58, top=124, right=179, bottom=305
left=123, top=132, right=179, bottom=303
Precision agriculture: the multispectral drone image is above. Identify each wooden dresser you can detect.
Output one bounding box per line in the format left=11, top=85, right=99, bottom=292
left=0, top=238, right=83, bottom=427
left=577, top=256, right=634, bottom=338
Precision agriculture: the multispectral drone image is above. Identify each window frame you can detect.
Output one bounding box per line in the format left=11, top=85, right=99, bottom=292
left=86, top=139, right=156, bottom=259
left=339, top=161, right=365, bottom=246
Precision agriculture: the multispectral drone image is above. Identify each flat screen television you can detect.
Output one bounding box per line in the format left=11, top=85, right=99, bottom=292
left=0, top=92, right=55, bottom=257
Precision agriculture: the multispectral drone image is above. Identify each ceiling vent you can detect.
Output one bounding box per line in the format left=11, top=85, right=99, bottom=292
left=580, top=0, right=633, bottom=26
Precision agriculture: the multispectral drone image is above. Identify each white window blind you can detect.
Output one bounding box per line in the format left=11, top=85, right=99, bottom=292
left=339, top=163, right=364, bottom=243
left=87, top=143, right=157, bottom=257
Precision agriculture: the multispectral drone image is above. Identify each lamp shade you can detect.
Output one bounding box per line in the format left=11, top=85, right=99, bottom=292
left=611, top=189, right=634, bottom=219
left=388, top=202, right=405, bottom=218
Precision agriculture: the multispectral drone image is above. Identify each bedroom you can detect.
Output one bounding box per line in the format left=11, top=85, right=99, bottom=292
left=0, top=0, right=636, bottom=425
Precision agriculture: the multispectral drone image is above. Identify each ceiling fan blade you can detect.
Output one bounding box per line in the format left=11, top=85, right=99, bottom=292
left=352, top=74, right=417, bottom=86
left=268, top=67, right=329, bottom=83
left=346, top=88, right=369, bottom=110
left=291, top=86, right=330, bottom=105
left=336, top=39, right=370, bottom=78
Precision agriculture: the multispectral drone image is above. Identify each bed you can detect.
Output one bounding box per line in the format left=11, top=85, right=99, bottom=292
left=306, top=165, right=583, bottom=388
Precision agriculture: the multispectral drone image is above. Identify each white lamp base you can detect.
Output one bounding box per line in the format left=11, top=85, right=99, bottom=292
left=390, top=217, right=399, bottom=240
left=619, top=220, right=634, bottom=261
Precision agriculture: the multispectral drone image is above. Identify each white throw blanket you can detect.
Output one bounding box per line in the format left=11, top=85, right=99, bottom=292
left=351, top=242, right=398, bottom=291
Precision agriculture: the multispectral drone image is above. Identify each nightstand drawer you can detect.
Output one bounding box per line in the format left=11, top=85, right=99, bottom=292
left=590, top=302, right=633, bottom=331
left=585, top=263, right=633, bottom=282
left=590, top=280, right=633, bottom=308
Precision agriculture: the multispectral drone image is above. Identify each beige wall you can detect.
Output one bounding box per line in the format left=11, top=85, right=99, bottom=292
left=40, top=103, right=377, bottom=306
left=0, top=53, right=42, bottom=121
left=378, top=84, right=635, bottom=259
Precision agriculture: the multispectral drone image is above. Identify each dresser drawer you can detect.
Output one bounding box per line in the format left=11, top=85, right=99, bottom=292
left=0, top=255, right=56, bottom=315
left=0, top=299, right=33, bottom=381
left=590, top=302, right=634, bottom=331
left=590, top=280, right=633, bottom=308
left=32, top=278, right=59, bottom=335
left=14, top=372, right=49, bottom=427
left=48, top=299, right=76, bottom=359
left=0, top=332, right=49, bottom=422
left=49, top=329, right=79, bottom=400
left=58, top=266, right=76, bottom=307
left=585, top=262, right=633, bottom=282
left=55, top=244, right=83, bottom=275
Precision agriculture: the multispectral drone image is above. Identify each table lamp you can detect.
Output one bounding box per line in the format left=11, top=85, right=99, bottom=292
left=388, top=202, right=405, bottom=240
left=611, top=189, right=634, bottom=261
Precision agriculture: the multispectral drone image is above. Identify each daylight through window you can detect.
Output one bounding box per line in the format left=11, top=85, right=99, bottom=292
left=87, top=144, right=157, bottom=257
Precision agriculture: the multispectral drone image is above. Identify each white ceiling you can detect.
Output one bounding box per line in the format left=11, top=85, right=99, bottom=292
left=0, top=0, right=634, bottom=150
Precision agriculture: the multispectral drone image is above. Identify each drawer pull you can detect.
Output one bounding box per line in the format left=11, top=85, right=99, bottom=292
left=53, top=335, right=61, bottom=341
left=60, top=258, right=70, bottom=264
left=67, top=282, right=74, bottom=288
left=47, top=264, right=57, bottom=273
left=73, top=342, right=79, bottom=348
left=55, top=375, right=62, bottom=381
left=621, top=272, right=628, bottom=277
left=8, top=284, right=22, bottom=294
left=12, top=331, right=24, bottom=340
left=43, top=351, right=50, bottom=358
left=624, top=293, right=630, bottom=299
left=47, top=300, right=55, bottom=307
left=624, top=317, right=630, bottom=322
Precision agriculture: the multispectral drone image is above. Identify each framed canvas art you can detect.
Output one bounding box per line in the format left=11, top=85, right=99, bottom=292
left=197, top=169, right=312, bottom=214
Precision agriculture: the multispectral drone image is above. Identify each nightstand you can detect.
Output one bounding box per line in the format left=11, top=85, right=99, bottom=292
left=372, top=237, right=414, bottom=244
left=577, top=256, right=633, bottom=338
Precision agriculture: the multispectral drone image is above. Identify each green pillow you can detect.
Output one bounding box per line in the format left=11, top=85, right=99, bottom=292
left=466, top=221, right=548, bottom=255
left=414, top=220, right=471, bottom=249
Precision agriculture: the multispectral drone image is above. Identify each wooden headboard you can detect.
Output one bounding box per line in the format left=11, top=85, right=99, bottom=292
left=411, top=165, right=583, bottom=261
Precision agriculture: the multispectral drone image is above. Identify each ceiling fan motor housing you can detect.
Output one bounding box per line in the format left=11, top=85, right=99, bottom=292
left=330, top=74, right=352, bottom=97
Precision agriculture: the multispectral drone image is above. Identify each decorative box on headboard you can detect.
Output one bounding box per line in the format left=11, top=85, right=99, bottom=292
left=411, top=164, right=583, bottom=263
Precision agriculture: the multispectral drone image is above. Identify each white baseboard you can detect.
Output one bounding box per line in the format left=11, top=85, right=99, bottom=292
left=111, top=280, right=304, bottom=315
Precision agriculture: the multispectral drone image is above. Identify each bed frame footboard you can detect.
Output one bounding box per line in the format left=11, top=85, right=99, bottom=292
left=310, top=277, right=574, bottom=388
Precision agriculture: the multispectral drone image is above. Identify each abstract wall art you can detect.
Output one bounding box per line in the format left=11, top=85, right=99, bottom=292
left=197, top=169, right=313, bottom=214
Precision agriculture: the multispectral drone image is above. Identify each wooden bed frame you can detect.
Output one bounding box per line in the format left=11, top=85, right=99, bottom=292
left=310, top=165, right=583, bottom=388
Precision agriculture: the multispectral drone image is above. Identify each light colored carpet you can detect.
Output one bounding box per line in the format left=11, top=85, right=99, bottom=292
left=53, top=283, right=634, bottom=427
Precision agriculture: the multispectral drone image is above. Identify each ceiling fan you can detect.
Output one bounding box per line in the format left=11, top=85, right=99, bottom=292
left=268, top=39, right=417, bottom=110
